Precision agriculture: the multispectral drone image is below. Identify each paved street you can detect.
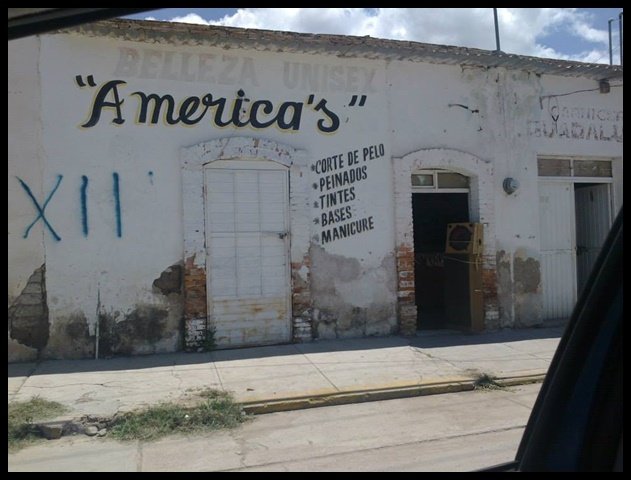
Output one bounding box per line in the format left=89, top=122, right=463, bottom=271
left=8, top=383, right=541, bottom=472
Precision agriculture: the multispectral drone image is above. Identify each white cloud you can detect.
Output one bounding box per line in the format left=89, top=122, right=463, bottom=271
left=169, top=13, right=210, bottom=25
left=155, top=8, right=614, bottom=64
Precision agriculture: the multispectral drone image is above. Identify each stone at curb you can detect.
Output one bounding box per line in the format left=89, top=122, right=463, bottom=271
left=85, top=425, right=99, bottom=436
left=97, top=428, right=107, bottom=437
left=38, top=423, right=64, bottom=440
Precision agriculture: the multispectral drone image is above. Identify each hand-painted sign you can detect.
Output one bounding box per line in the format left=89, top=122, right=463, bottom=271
left=75, top=77, right=367, bottom=134
left=313, top=143, right=385, bottom=245
left=529, top=98, right=623, bottom=142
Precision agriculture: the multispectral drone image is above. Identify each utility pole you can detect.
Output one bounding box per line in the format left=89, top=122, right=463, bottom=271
left=608, top=18, right=614, bottom=65
left=619, top=12, right=623, bottom=65
left=608, top=13, right=624, bottom=66
left=493, top=8, right=501, bottom=52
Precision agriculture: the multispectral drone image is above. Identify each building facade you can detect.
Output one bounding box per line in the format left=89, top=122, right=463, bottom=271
left=8, top=19, right=623, bottom=361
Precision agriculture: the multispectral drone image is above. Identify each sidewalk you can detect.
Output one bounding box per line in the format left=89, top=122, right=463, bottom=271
left=8, top=326, right=563, bottom=426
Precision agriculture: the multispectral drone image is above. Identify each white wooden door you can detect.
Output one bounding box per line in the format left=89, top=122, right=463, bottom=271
left=539, top=181, right=577, bottom=321
left=205, top=163, right=290, bottom=347
left=575, top=184, right=611, bottom=295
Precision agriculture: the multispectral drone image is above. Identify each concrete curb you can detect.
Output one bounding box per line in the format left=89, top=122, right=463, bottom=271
left=27, top=373, right=547, bottom=438
left=241, top=373, right=547, bottom=415
left=494, top=373, right=546, bottom=387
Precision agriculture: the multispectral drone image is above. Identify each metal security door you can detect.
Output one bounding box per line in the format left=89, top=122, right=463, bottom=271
left=205, top=163, right=290, bottom=347
left=575, top=184, right=612, bottom=295
left=539, top=181, right=577, bottom=322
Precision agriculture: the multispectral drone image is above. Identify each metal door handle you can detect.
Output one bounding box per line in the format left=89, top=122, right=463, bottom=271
left=278, top=232, right=288, bottom=239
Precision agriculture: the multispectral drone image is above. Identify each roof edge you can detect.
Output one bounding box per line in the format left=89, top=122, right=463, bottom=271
left=57, top=18, right=623, bottom=81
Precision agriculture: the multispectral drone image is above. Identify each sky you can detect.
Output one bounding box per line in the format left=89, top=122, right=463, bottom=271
left=125, top=8, right=623, bottom=65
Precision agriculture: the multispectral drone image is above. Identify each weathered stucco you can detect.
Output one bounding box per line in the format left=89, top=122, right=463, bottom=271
left=8, top=265, right=49, bottom=359
left=495, top=250, right=513, bottom=328
left=152, top=263, right=182, bottom=296
left=494, top=249, right=543, bottom=329
left=513, top=251, right=542, bottom=327
left=7, top=21, right=622, bottom=360
left=43, top=312, right=94, bottom=359
left=38, top=262, right=184, bottom=359
left=97, top=304, right=178, bottom=357
left=8, top=35, right=46, bottom=332
left=311, top=246, right=397, bottom=339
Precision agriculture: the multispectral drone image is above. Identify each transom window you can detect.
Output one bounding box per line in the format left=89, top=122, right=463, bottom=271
left=537, top=157, right=612, bottom=178
left=411, top=170, right=470, bottom=192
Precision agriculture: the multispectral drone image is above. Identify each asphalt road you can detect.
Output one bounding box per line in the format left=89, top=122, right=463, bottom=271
left=8, top=382, right=541, bottom=472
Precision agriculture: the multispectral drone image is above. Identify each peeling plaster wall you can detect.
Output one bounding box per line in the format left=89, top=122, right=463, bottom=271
left=9, top=32, right=397, bottom=358
left=492, top=74, right=622, bottom=326
left=8, top=265, right=48, bottom=362
left=533, top=75, right=623, bottom=217
left=8, top=37, right=47, bottom=362
left=311, top=246, right=397, bottom=339
left=388, top=61, right=622, bottom=328
left=8, top=26, right=622, bottom=360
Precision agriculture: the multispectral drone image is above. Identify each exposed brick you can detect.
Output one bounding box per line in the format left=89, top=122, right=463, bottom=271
left=394, top=241, right=418, bottom=334
left=393, top=148, right=497, bottom=331
left=397, top=259, right=414, bottom=270
left=399, top=301, right=417, bottom=336
left=291, top=254, right=313, bottom=343
left=183, top=261, right=208, bottom=348
left=481, top=266, right=499, bottom=327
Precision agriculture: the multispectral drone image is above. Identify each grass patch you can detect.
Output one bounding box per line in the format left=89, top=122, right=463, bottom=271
left=109, top=389, right=246, bottom=441
left=473, top=373, right=504, bottom=391
left=8, top=396, right=69, bottom=451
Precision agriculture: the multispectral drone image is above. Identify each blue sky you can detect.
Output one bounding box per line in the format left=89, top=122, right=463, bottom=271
left=125, top=8, right=623, bottom=65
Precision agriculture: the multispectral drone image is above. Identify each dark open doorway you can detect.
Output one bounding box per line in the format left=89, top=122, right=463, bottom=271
left=574, top=182, right=612, bottom=296
left=412, top=192, right=469, bottom=330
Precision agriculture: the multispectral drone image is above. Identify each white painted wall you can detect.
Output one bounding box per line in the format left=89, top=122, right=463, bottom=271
left=8, top=37, right=46, bottom=361
left=8, top=26, right=623, bottom=358
left=8, top=36, right=45, bottom=303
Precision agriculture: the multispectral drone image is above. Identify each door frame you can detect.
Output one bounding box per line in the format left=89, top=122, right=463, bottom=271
left=179, top=137, right=310, bottom=349
left=392, top=148, right=496, bottom=335
left=574, top=182, right=614, bottom=294
left=539, top=180, right=579, bottom=321
left=538, top=177, right=614, bottom=322
left=411, top=188, right=471, bottom=330
left=203, top=160, right=292, bottom=346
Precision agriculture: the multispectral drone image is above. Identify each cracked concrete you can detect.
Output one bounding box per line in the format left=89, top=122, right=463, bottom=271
left=9, top=384, right=543, bottom=471
left=7, top=327, right=562, bottom=427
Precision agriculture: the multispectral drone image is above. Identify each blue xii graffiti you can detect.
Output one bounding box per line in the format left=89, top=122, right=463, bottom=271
left=17, top=175, right=63, bottom=241
left=17, top=172, right=133, bottom=241
left=80, top=175, right=89, bottom=237
left=112, top=172, right=122, bottom=238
